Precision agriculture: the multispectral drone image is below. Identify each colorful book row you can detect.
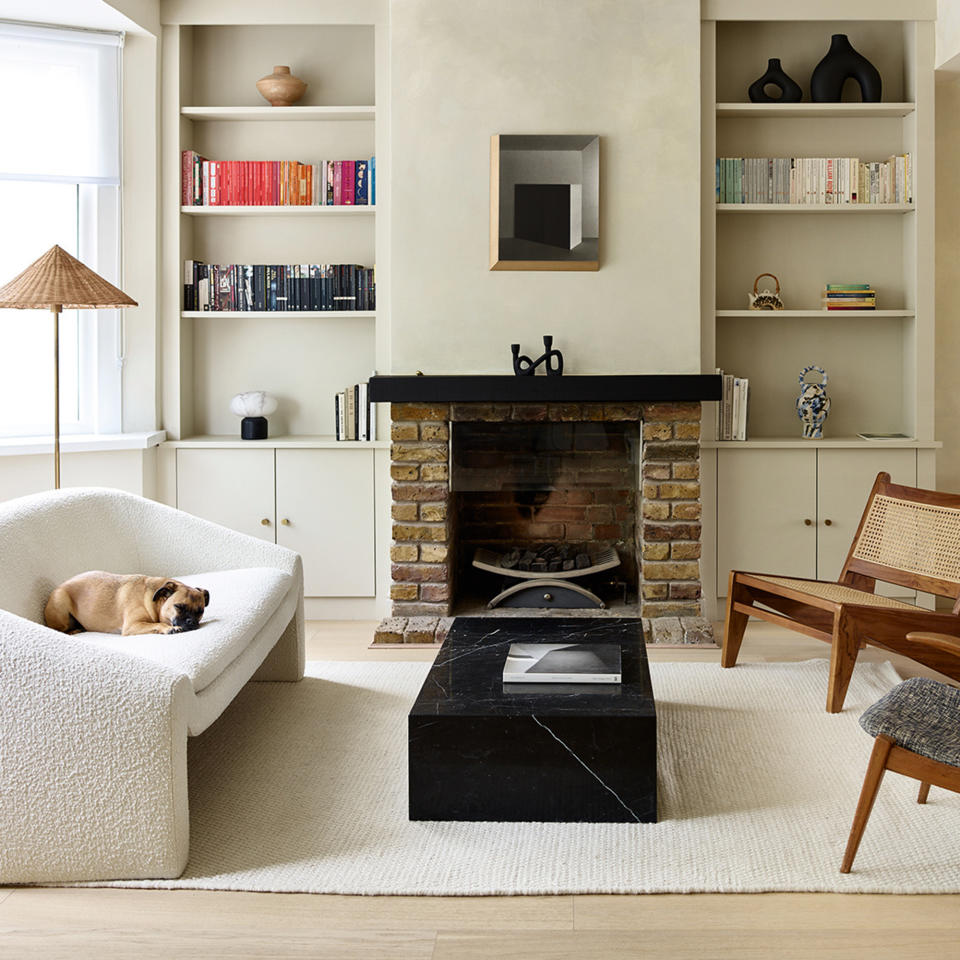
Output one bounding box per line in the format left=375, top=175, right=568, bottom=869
left=823, top=283, right=877, bottom=310
left=183, top=261, right=375, bottom=312
left=716, top=155, right=912, bottom=205
left=181, top=151, right=375, bottom=206
left=335, top=382, right=375, bottom=442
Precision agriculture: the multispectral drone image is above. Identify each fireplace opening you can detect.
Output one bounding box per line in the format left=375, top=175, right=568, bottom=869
left=450, top=420, right=640, bottom=615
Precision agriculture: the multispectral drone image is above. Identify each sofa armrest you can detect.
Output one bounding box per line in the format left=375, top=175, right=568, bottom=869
left=125, top=495, right=301, bottom=578
left=0, top=610, right=192, bottom=882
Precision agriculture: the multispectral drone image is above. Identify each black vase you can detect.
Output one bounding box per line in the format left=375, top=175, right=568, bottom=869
left=810, top=34, right=882, bottom=103
left=748, top=58, right=802, bottom=103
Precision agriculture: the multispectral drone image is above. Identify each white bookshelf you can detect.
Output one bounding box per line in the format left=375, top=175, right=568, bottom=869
left=716, top=203, right=914, bottom=213
left=181, top=310, right=375, bottom=319
left=160, top=7, right=392, bottom=615
left=181, top=105, right=375, bottom=121
left=180, top=205, right=375, bottom=216
left=716, top=102, right=915, bottom=118
left=700, top=11, right=937, bottom=617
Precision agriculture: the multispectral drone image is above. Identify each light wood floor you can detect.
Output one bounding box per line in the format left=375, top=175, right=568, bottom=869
left=3, top=620, right=959, bottom=960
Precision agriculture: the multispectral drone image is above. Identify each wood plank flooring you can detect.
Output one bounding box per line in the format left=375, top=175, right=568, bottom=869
left=3, top=620, right=959, bottom=960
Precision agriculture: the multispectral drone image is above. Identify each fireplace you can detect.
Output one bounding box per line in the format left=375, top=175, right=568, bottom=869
left=368, top=375, right=721, bottom=645
left=451, top=420, right=640, bottom=611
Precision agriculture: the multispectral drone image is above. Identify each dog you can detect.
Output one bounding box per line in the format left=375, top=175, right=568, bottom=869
left=45, top=572, right=210, bottom=637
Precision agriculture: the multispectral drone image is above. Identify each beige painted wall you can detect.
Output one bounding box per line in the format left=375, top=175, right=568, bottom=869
left=935, top=74, right=960, bottom=492
left=389, top=0, right=702, bottom=376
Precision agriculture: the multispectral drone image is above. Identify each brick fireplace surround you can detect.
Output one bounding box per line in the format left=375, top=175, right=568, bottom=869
left=369, top=376, right=721, bottom=646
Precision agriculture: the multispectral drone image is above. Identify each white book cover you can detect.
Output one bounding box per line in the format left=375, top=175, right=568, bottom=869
left=502, top=643, right=622, bottom=684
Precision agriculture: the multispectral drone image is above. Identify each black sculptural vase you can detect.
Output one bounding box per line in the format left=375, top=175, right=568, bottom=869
left=810, top=34, right=881, bottom=103
left=748, top=58, right=802, bottom=103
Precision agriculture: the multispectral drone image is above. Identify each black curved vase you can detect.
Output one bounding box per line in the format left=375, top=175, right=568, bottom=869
left=748, top=58, right=802, bottom=103
left=810, top=34, right=881, bottom=103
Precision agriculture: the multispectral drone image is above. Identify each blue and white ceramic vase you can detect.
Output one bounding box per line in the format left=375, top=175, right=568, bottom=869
left=796, top=365, right=830, bottom=439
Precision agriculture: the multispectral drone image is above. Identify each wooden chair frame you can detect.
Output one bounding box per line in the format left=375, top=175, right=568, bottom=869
left=841, top=632, right=960, bottom=873
left=722, top=472, right=960, bottom=712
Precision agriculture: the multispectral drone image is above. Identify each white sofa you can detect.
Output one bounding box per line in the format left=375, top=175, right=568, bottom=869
left=0, top=487, right=304, bottom=883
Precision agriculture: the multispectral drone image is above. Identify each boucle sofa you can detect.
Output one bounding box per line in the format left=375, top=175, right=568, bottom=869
left=0, top=487, right=304, bottom=883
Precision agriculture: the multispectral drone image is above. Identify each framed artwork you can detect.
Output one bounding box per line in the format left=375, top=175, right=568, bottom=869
left=490, top=134, right=600, bottom=271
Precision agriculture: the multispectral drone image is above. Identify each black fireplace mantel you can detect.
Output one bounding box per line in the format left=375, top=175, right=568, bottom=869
left=369, top=374, right=721, bottom=404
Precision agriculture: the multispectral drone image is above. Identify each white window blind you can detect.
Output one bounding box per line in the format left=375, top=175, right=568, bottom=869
left=0, top=22, right=121, bottom=183
left=0, top=22, right=123, bottom=439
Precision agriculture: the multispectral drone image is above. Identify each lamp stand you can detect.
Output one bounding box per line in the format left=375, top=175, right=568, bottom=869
left=52, top=304, right=60, bottom=490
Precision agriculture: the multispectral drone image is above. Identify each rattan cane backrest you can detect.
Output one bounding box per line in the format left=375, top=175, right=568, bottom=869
left=846, top=475, right=960, bottom=599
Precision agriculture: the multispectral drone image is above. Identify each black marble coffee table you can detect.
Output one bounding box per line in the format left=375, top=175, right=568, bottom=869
left=408, top=618, right=657, bottom=823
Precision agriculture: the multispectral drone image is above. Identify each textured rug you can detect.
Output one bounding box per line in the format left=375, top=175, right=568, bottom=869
left=107, top=658, right=960, bottom=894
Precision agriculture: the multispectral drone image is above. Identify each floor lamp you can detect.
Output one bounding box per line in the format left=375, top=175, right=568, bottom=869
left=0, top=245, right=137, bottom=489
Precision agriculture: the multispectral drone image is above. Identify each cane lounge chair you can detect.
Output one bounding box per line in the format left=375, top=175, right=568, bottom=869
left=721, top=472, right=960, bottom=712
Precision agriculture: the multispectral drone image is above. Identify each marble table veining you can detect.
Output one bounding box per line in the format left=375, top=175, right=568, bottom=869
left=408, top=617, right=657, bottom=823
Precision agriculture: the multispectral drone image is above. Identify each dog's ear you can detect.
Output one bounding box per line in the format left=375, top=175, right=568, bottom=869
left=152, top=581, right=178, bottom=603
left=202, top=589, right=210, bottom=607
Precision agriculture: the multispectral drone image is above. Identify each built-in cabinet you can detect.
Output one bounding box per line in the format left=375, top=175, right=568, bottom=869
left=177, top=447, right=375, bottom=597
left=715, top=446, right=917, bottom=597
left=158, top=3, right=391, bottom=613
left=700, top=4, right=939, bottom=616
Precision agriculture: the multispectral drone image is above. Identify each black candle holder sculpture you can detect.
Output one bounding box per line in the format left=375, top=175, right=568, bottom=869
left=512, top=336, right=564, bottom=376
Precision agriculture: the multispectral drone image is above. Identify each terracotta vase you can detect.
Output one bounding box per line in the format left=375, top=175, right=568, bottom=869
left=255, top=66, right=307, bottom=107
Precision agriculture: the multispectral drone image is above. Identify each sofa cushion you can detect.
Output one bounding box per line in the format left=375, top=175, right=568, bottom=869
left=73, top=567, right=293, bottom=693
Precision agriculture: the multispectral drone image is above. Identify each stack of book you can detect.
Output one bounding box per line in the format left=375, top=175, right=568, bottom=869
left=183, top=261, right=375, bottom=312
left=716, top=154, right=912, bottom=205
left=181, top=151, right=375, bottom=206
left=717, top=371, right=749, bottom=441
left=335, top=382, right=375, bottom=441
left=822, top=283, right=876, bottom=310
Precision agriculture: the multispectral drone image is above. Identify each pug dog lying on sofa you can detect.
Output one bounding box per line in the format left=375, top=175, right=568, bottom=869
left=45, top=572, right=209, bottom=636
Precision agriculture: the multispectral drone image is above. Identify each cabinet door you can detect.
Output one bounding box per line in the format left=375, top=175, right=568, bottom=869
left=177, top=448, right=276, bottom=542
left=717, top=449, right=817, bottom=596
left=276, top=449, right=375, bottom=597
left=817, top=449, right=917, bottom=589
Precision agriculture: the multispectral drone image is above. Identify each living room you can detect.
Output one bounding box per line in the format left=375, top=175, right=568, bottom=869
left=2, top=0, right=960, bottom=957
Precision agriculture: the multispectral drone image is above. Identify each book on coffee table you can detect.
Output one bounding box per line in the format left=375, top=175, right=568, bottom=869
left=502, top=642, right=622, bottom=684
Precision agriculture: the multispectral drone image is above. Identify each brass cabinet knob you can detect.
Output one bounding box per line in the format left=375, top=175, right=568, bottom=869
left=543, top=592, right=553, bottom=602
left=804, top=518, right=813, bottom=526
left=824, top=519, right=833, bottom=526
left=260, top=518, right=271, bottom=526
left=281, top=518, right=291, bottom=526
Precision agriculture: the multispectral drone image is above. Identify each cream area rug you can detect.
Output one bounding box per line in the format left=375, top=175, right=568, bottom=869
left=109, top=659, right=960, bottom=895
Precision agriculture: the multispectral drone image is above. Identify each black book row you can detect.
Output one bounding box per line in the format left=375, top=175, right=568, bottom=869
left=183, top=260, right=376, bottom=312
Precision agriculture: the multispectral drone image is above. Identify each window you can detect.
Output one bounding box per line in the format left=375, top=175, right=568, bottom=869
left=0, top=22, right=123, bottom=438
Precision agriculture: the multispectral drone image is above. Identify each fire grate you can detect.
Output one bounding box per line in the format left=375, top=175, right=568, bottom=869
left=472, top=545, right=621, bottom=609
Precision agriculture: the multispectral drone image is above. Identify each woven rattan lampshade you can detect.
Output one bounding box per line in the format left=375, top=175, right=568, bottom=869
left=0, top=245, right=137, bottom=310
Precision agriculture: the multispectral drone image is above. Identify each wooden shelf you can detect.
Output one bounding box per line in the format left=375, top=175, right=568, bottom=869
left=716, top=309, right=915, bottom=319
left=716, top=102, right=915, bottom=119
left=181, top=205, right=375, bottom=216
left=181, top=311, right=375, bottom=319
left=181, top=105, right=375, bottom=121
left=716, top=204, right=914, bottom=213
left=166, top=435, right=389, bottom=449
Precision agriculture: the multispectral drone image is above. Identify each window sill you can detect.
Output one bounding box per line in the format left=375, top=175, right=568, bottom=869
left=0, top=431, right=166, bottom=457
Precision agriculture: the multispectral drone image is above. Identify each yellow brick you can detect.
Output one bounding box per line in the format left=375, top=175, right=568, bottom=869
left=674, top=421, right=701, bottom=440
left=643, top=422, right=672, bottom=441
left=420, top=502, right=447, bottom=522
left=658, top=481, right=700, bottom=500
left=672, top=502, right=702, bottom=520
left=642, top=582, right=669, bottom=599
left=642, top=501, right=670, bottom=520
left=419, top=544, right=448, bottom=563
left=642, top=481, right=660, bottom=499
left=671, top=542, right=702, bottom=560
left=391, top=503, right=418, bottom=521
left=390, top=584, right=419, bottom=601
left=420, top=422, right=449, bottom=441
left=672, top=462, right=700, bottom=480
left=390, top=544, right=418, bottom=562
left=643, top=561, right=700, bottom=581
left=420, top=463, right=449, bottom=482
left=642, top=543, right=670, bottom=560
left=391, top=422, right=419, bottom=441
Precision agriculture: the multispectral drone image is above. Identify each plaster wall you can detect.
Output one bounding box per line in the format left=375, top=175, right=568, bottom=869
left=390, top=0, right=702, bottom=376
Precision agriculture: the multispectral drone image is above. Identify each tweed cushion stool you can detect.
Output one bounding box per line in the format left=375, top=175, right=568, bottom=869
left=860, top=678, right=960, bottom=766
left=842, top=667, right=960, bottom=873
